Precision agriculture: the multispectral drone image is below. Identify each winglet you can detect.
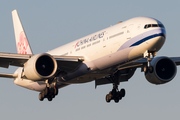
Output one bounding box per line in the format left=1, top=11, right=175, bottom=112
left=12, top=10, right=33, bottom=55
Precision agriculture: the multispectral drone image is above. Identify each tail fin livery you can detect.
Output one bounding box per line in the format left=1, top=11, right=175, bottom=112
left=12, top=9, right=33, bottom=55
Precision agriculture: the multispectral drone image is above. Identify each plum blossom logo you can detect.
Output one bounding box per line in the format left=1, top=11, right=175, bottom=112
left=17, top=31, right=28, bottom=54
left=75, top=41, right=79, bottom=48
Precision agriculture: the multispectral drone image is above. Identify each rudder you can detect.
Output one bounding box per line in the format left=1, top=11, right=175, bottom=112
left=12, top=10, right=33, bottom=55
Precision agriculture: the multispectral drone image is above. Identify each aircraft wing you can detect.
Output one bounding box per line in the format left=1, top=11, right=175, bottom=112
left=0, top=52, right=84, bottom=72
left=118, top=57, right=180, bottom=71
left=95, top=57, right=180, bottom=87
left=0, top=53, right=32, bottom=68
left=168, top=57, right=180, bottom=65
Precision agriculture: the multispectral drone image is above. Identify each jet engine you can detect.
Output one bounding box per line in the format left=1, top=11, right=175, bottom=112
left=145, top=56, right=177, bottom=85
left=23, top=53, right=57, bottom=81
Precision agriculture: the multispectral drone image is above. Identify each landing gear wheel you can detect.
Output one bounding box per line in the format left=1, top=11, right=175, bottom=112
left=54, top=87, right=58, bottom=95
left=41, top=91, right=45, bottom=98
left=56, top=87, right=58, bottom=95
left=52, top=94, right=55, bottom=98
left=48, top=97, right=53, bottom=101
left=44, top=87, right=48, bottom=96
left=114, top=98, right=119, bottom=103
left=120, top=89, right=125, bottom=97
left=38, top=86, right=59, bottom=101
left=105, top=88, right=126, bottom=103
left=106, top=94, right=111, bottom=103
left=39, top=93, right=44, bottom=101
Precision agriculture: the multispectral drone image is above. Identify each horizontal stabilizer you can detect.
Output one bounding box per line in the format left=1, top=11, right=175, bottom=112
left=0, top=73, right=17, bottom=78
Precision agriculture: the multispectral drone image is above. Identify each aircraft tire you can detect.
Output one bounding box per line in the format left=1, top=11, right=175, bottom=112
left=48, top=97, right=52, bottom=101
left=106, top=94, right=111, bottom=103
left=55, top=87, right=58, bottom=95
left=114, top=98, right=119, bottom=103
left=39, top=93, right=44, bottom=101
left=54, top=87, right=58, bottom=95
left=120, top=89, right=125, bottom=97
left=44, top=87, right=48, bottom=96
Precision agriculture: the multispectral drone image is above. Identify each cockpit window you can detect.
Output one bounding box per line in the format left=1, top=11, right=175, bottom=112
left=158, top=24, right=164, bottom=28
left=152, top=24, right=158, bottom=27
left=144, top=24, right=164, bottom=29
left=148, top=24, right=152, bottom=28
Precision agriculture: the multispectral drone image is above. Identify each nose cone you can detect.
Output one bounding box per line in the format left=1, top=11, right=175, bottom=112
left=154, top=18, right=166, bottom=42
left=148, top=28, right=166, bottom=52
left=161, top=27, right=166, bottom=39
left=158, top=27, right=166, bottom=45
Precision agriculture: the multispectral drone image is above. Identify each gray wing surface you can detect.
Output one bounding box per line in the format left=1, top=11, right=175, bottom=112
left=118, top=57, right=180, bottom=70
left=0, top=52, right=84, bottom=77
left=95, top=57, right=180, bottom=87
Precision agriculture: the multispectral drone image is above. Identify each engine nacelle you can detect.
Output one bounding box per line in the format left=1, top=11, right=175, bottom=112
left=145, top=56, right=177, bottom=85
left=23, top=53, right=57, bottom=81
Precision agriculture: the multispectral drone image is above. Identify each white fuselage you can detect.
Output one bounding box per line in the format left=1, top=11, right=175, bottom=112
left=48, top=17, right=165, bottom=61
left=14, top=17, right=166, bottom=91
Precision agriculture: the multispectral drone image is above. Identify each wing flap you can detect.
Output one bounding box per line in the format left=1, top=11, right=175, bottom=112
left=116, top=58, right=146, bottom=71
left=54, top=55, right=84, bottom=62
left=54, top=55, right=84, bottom=71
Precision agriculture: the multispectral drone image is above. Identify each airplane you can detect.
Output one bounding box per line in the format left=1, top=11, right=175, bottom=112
left=0, top=9, right=179, bottom=103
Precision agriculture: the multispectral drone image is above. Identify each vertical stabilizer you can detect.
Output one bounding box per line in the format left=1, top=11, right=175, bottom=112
left=12, top=10, right=33, bottom=54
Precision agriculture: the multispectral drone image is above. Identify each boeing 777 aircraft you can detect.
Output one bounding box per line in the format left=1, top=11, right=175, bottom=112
left=0, top=9, right=179, bottom=103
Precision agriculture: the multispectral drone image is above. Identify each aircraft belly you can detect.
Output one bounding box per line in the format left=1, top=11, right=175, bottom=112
left=92, top=47, right=133, bottom=70
left=57, top=46, right=142, bottom=84
left=62, top=73, right=110, bottom=84
left=14, top=78, right=46, bottom=92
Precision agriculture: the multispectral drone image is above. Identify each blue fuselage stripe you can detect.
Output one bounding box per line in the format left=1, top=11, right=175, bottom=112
left=117, top=28, right=166, bottom=51
left=130, top=33, right=165, bottom=47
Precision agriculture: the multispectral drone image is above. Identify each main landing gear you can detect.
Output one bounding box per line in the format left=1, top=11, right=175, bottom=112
left=106, top=84, right=125, bottom=103
left=39, top=85, right=58, bottom=101
left=105, top=72, right=126, bottom=103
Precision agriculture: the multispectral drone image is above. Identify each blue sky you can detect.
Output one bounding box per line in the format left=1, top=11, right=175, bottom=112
left=0, top=0, right=180, bottom=120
